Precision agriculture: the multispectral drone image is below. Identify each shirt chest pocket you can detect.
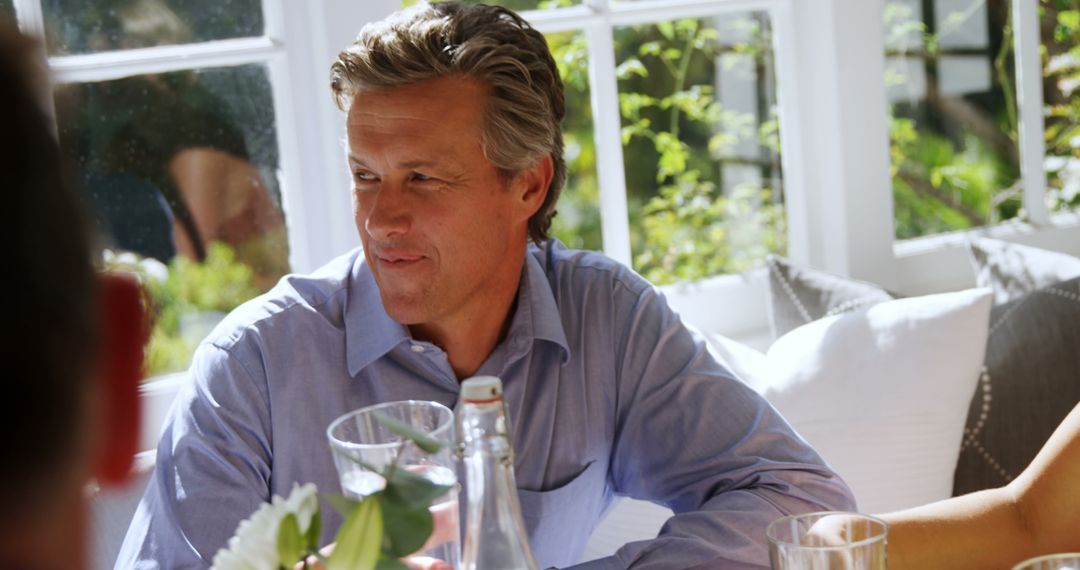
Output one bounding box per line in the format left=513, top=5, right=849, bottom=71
left=517, top=460, right=609, bottom=569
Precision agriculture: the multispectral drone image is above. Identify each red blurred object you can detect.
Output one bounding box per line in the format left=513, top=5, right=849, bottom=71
left=95, top=272, right=149, bottom=487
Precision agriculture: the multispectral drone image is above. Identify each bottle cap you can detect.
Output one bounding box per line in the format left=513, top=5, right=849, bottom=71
left=461, top=375, right=503, bottom=403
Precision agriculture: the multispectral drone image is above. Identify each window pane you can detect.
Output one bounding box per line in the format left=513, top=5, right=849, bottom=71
left=41, top=0, right=264, bottom=55
left=885, top=0, right=1021, bottom=240
left=616, top=14, right=786, bottom=285
left=55, top=64, right=289, bottom=377
left=402, top=0, right=579, bottom=10
left=547, top=31, right=601, bottom=251
left=0, top=0, right=13, bottom=21
left=1042, top=0, right=1080, bottom=214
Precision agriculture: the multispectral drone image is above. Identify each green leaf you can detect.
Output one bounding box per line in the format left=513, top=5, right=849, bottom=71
left=654, top=132, right=689, bottom=181
left=662, top=48, right=683, bottom=63
left=324, top=493, right=362, bottom=517
left=305, top=503, right=322, bottom=552
left=639, top=41, right=662, bottom=57
left=277, top=513, right=303, bottom=568
left=675, top=19, right=699, bottom=37
left=383, top=468, right=453, bottom=511
left=379, top=496, right=435, bottom=558
left=372, top=412, right=443, bottom=454
left=657, top=21, right=675, bottom=41
left=1058, top=10, right=1079, bottom=31
left=616, top=58, right=648, bottom=80
left=328, top=498, right=383, bottom=570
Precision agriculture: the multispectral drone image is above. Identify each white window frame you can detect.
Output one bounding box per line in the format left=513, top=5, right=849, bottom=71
left=12, top=0, right=1080, bottom=343
left=10, top=0, right=352, bottom=275
left=887, top=0, right=1080, bottom=295
left=528, top=0, right=824, bottom=271
left=10, top=0, right=1071, bottom=449
left=520, top=0, right=896, bottom=340
left=14, top=0, right=895, bottom=342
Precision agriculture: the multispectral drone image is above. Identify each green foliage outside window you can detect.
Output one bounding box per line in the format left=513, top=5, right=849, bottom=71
left=547, top=30, right=602, bottom=251
left=886, top=0, right=1080, bottom=240
left=614, top=17, right=785, bottom=284
left=544, top=12, right=787, bottom=285
left=106, top=242, right=262, bottom=377
left=406, top=1, right=786, bottom=285
left=1043, top=0, right=1080, bottom=211
left=414, top=0, right=1080, bottom=284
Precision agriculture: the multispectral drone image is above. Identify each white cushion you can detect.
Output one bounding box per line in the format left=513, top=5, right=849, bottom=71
left=708, top=288, right=993, bottom=514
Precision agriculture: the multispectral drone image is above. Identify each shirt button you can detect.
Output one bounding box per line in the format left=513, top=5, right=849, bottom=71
left=410, top=344, right=425, bottom=353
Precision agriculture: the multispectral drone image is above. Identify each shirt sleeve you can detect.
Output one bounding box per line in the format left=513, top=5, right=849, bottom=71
left=115, top=341, right=274, bottom=569
left=579, top=285, right=856, bottom=569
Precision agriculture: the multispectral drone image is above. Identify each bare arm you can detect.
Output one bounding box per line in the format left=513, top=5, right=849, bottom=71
left=882, top=403, right=1080, bottom=570
left=169, top=147, right=290, bottom=287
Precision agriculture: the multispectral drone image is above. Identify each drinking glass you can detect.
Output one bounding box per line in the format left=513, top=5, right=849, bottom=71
left=1013, top=554, right=1080, bottom=570
left=327, top=400, right=459, bottom=568
left=767, top=512, right=888, bottom=570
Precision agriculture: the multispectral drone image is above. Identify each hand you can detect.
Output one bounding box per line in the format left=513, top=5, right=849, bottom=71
left=420, top=497, right=459, bottom=553
left=401, top=555, right=453, bottom=570
left=805, top=513, right=859, bottom=546
left=796, top=513, right=885, bottom=570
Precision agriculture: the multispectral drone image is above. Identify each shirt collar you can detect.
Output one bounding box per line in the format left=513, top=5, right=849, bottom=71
left=343, top=247, right=571, bottom=377
left=514, top=248, right=571, bottom=363
left=344, top=254, right=411, bottom=377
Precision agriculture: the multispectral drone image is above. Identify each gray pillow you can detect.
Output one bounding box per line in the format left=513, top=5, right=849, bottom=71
left=764, top=255, right=895, bottom=338
left=764, top=255, right=1080, bottom=497
left=953, top=276, right=1080, bottom=493
left=968, top=237, right=1080, bottom=305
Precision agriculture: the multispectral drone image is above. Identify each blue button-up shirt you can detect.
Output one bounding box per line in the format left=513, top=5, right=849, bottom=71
left=117, top=241, right=853, bottom=569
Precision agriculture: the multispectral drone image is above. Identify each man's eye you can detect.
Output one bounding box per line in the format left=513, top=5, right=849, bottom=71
left=353, top=171, right=377, bottom=182
left=412, top=173, right=435, bottom=183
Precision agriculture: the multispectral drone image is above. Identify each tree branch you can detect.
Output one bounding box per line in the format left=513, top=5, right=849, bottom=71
left=897, top=169, right=986, bottom=225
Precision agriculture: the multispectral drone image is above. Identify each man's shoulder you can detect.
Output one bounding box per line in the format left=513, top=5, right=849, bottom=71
left=531, top=240, right=653, bottom=299
left=202, top=248, right=362, bottom=351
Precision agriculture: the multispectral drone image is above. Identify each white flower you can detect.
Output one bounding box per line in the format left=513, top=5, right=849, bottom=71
left=102, top=248, right=168, bottom=283
left=211, top=483, right=320, bottom=570
left=115, top=251, right=140, bottom=266
left=138, top=256, right=169, bottom=283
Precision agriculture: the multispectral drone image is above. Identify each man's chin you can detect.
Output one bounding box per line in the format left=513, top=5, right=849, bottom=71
left=379, top=294, right=431, bottom=326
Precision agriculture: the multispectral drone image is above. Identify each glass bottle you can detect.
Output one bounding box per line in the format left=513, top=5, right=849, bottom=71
left=457, top=376, right=540, bottom=570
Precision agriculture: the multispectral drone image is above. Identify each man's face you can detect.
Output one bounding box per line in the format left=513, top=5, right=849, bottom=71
left=346, top=76, right=535, bottom=330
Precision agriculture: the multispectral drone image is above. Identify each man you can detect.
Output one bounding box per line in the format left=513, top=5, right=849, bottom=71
left=119, top=3, right=854, bottom=568
left=1, top=25, right=144, bottom=570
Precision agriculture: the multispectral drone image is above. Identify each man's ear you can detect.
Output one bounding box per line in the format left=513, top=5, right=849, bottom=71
left=514, top=154, right=554, bottom=220
left=94, top=273, right=148, bottom=487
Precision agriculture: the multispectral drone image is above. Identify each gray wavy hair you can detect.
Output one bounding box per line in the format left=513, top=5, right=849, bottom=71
left=330, top=1, right=566, bottom=244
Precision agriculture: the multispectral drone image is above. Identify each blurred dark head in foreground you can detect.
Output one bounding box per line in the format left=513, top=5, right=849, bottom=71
left=0, top=24, right=142, bottom=570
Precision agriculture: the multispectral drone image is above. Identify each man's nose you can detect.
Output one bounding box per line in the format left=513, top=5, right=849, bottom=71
left=363, top=185, right=412, bottom=240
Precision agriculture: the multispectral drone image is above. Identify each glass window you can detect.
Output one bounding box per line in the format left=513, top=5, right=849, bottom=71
left=1042, top=0, right=1080, bottom=214
left=547, top=30, right=601, bottom=251
left=54, top=64, right=289, bottom=377
left=0, top=0, right=14, bottom=21
left=41, top=0, right=265, bottom=55
left=616, top=14, right=786, bottom=284
left=884, top=0, right=1021, bottom=240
